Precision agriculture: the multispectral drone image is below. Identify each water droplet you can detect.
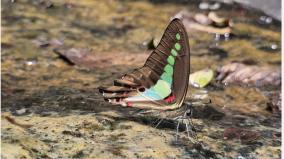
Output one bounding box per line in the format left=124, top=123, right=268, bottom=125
left=260, top=16, right=266, bottom=21
left=265, top=17, right=273, bottom=24
left=259, top=16, right=273, bottom=24
left=209, top=3, right=221, bottom=10
left=215, top=34, right=221, bottom=41
left=199, top=2, right=209, bottom=10
left=224, top=33, right=230, bottom=41
left=25, top=60, right=37, bottom=66
left=271, top=44, right=278, bottom=50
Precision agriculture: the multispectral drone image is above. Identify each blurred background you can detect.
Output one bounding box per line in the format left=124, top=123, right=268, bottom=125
left=1, top=0, right=281, bottom=159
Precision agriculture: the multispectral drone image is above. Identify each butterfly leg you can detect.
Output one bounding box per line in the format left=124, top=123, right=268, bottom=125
left=154, top=118, right=164, bottom=128
left=187, top=121, right=198, bottom=142
left=184, top=102, right=198, bottom=140
left=175, top=119, right=181, bottom=141
left=181, top=111, right=193, bottom=141
left=151, top=117, right=161, bottom=127
left=181, top=117, right=195, bottom=142
left=185, top=120, right=191, bottom=140
left=188, top=115, right=198, bottom=140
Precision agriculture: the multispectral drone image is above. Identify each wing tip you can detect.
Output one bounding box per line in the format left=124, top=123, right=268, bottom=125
left=169, top=18, right=186, bottom=32
left=170, top=17, right=183, bottom=24
left=171, top=17, right=182, bottom=21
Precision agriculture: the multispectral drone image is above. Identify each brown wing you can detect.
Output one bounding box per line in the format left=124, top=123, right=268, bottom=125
left=99, top=18, right=190, bottom=110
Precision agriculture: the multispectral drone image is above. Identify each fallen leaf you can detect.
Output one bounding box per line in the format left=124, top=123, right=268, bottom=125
left=189, top=68, right=214, bottom=88
left=216, top=62, right=281, bottom=87
left=54, top=47, right=148, bottom=69
left=172, top=10, right=232, bottom=34
left=4, top=115, right=33, bottom=129
left=224, top=127, right=260, bottom=144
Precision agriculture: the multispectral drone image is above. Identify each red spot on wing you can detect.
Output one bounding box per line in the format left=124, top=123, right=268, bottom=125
left=127, top=102, right=133, bottom=107
left=164, top=95, right=175, bottom=103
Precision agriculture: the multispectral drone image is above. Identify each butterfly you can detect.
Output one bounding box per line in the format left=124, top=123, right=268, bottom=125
left=98, top=18, right=190, bottom=111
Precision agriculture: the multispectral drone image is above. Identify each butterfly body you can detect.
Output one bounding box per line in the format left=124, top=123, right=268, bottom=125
left=99, top=18, right=190, bottom=110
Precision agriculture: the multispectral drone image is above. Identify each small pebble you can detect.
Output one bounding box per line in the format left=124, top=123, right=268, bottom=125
left=16, top=108, right=27, bottom=115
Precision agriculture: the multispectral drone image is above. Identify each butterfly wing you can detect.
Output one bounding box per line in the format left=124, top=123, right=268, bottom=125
left=99, top=18, right=190, bottom=110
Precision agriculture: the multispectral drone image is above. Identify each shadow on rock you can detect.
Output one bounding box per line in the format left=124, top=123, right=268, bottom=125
left=192, top=105, right=225, bottom=120
left=2, top=86, right=139, bottom=117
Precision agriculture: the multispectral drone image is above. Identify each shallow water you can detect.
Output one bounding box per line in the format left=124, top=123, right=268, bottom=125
left=1, top=0, right=281, bottom=158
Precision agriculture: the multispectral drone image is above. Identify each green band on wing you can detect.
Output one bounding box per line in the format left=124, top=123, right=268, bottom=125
left=175, top=43, right=181, bottom=51
left=142, top=89, right=163, bottom=100
left=161, top=72, right=172, bottom=85
left=125, top=32, right=183, bottom=102
left=167, top=55, right=175, bottom=65
left=152, top=80, right=171, bottom=98
left=171, top=49, right=178, bottom=56
left=176, top=33, right=181, bottom=40
left=164, top=64, right=173, bottom=76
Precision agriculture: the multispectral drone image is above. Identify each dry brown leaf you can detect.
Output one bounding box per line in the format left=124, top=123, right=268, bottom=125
left=223, top=127, right=260, bottom=144
left=4, top=116, right=33, bottom=129
left=54, top=47, right=148, bottom=69
left=172, top=10, right=232, bottom=34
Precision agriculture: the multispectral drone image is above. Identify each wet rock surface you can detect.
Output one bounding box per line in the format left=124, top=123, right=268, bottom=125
left=2, top=0, right=281, bottom=159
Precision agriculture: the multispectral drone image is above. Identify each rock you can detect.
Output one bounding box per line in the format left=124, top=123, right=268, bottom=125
left=15, top=108, right=28, bottom=115
left=32, top=36, right=64, bottom=48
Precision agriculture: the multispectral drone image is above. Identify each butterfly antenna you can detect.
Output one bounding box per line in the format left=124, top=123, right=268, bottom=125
left=189, top=115, right=198, bottom=140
